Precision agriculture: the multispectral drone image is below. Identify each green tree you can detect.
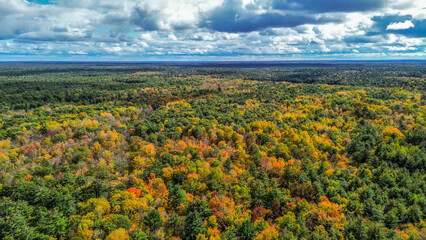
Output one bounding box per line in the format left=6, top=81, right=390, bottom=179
left=144, top=209, right=163, bottom=231
left=237, top=220, right=256, bottom=240
left=184, top=212, right=206, bottom=240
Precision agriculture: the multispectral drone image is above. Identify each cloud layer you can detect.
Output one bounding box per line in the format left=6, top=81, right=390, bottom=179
left=0, top=0, right=425, bottom=60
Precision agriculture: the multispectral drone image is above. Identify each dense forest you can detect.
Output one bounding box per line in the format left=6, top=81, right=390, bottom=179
left=0, top=62, right=424, bottom=240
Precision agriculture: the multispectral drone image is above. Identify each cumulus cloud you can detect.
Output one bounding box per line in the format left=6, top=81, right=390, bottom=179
left=271, top=0, right=388, bottom=13
left=0, top=0, right=424, bottom=60
left=387, top=20, right=414, bottom=30
left=131, top=5, right=165, bottom=31
left=200, top=0, right=343, bottom=32
left=369, top=14, right=426, bottom=37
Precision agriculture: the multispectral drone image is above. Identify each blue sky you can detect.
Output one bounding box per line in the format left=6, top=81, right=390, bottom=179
left=0, top=0, right=425, bottom=61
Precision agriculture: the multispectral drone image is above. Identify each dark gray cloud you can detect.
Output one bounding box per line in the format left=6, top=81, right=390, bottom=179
left=16, top=29, right=92, bottom=42
left=271, top=0, right=388, bottom=13
left=130, top=3, right=195, bottom=31
left=0, top=3, right=19, bottom=17
left=171, top=21, right=194, bottom=31
left=201, top=0, right=342, bottom=33
left=343, top=35, right=383, bottom=44
left=102, top=13, right=129, bottom=26
left=0, top=18, right=36, bottom=40
left=131, top=5, right=164, bottom=31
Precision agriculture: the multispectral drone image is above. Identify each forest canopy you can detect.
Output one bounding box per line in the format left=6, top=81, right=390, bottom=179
left=0, top=62, right=424, bottom=240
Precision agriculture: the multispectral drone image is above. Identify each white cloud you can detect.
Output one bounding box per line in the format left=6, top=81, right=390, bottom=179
left=386, top=46, right=416, bottom=51
left=386, top=20, right=414, bottom=30
left=0, top=0, right=424, bottom=60
left=168, top=34, right=178, bottom=41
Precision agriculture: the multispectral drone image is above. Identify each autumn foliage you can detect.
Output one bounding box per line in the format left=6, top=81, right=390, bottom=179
left=0, top=63, right=424, bottom=240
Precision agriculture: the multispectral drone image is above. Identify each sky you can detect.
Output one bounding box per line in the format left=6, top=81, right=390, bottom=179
left=0, top=0, right=425, bottom=61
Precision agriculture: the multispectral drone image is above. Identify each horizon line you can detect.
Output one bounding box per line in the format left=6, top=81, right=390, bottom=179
left=0, top=59, right=425, bottom=63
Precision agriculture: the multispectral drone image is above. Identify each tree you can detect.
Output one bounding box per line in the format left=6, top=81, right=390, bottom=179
left=144, top=209, right=163, bottom=231
left=130, top=229, right=148, bottom=240
left=405, top=205, right=423, bottom=223
left=362, top=199, right=384, bottom=222
left=103, top=214, right=131, bottom=234
left=106, top=228, right=129, bottom=240
left=344, top=217, right=368, bottom=240
left=237, top=220, right=256, bottom=240
left=184, top=212, right=207, bottom=240
left=168, top=185, right=186, bottom=209
left=384, top=208, right=400, bottom=228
